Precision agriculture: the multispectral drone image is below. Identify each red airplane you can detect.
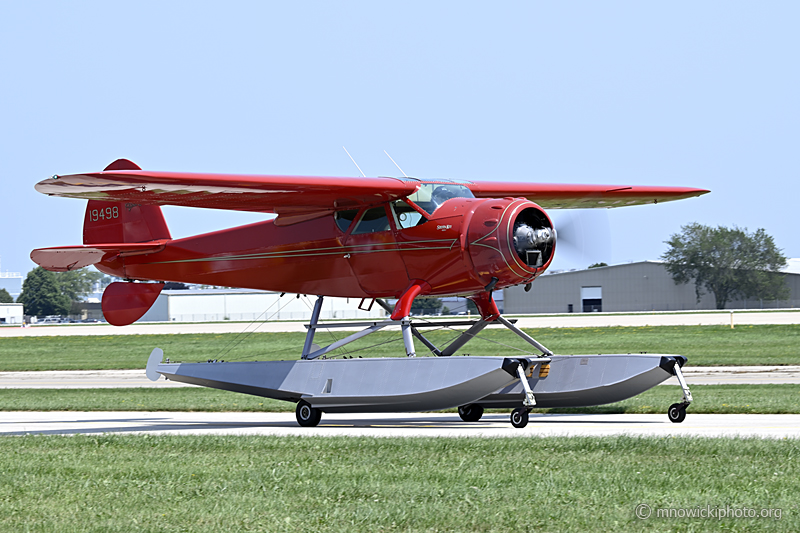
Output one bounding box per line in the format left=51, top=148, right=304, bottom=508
left=32, top=159, right=707, bottom=325
left=31, top=159, right=707, bottom=427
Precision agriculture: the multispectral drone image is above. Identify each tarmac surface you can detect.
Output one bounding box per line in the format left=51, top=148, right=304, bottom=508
left=2, top=309, right=800, bottom=337
left=1, top=365, right=798, bottom=388
left=1, top=411, right=798, bottom=438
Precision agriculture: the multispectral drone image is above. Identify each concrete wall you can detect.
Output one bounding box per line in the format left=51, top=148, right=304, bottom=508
left=505, top=261, right=800, bottom=314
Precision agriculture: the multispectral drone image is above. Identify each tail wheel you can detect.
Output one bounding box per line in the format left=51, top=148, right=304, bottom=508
left=296, top=400, right=322, bottom=427
left=510, top=408, right=529, bottom=428
left=458, top=404, right=484, bottom=422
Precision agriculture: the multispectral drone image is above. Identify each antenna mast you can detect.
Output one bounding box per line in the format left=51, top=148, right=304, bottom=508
left=342, top=147, right=366, bottom=177
left=384, top=150, right=408, bottom=177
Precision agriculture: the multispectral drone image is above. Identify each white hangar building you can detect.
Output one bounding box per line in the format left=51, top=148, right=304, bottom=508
left=504, top=260, right=800, bottom=314
left=138, top=289, right=386, bottom=323
left=0, top=303, right=24, bottom=324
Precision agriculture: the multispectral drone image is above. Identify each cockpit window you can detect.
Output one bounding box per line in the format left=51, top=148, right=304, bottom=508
left=334, top=209, right=360, bottom=233
left=407, top=183, right=474, bottom=215
left=352, top=206, right=391, bottom=234
left=391, top=200, right=427, bottom=229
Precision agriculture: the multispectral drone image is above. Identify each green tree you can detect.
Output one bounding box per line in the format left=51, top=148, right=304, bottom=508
left=57, top=268, right=104, bottom=301
left=0, top=288, right=13, bottom=303
left=17, top=267, right=102, bottom=317
left=661, top=224, right=788, bottom=309
left=410, top=296, right=443, bottom=315
left=17, top=267, right=71, bottom=316
left=588, top=262, right=608, bottom=269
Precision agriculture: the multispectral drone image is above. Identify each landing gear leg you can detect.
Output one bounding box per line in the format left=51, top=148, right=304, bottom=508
left=509, top=361, right=535, bottom=428
left=667, top=361, right=693, bottom=424
left=296, top=400, right=322, bottom=427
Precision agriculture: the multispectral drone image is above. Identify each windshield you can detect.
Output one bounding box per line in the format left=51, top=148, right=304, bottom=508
left=407, top=183, right=474, bottom=215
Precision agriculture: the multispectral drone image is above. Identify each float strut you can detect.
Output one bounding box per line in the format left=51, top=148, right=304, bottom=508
left=497, top=316, right=553, bottom=356
left=401, top=317, right=416, bottom=357
left=302, top=296, right=324, bottom=359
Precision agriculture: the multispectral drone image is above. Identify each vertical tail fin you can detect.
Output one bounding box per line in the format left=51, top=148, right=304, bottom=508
left=83, top=159, right=171, bottom=245
left=83, top=201, right=171, bottom=244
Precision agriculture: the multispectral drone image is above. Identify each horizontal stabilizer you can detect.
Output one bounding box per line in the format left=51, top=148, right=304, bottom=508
left=31, top=242, right=167, bottom=272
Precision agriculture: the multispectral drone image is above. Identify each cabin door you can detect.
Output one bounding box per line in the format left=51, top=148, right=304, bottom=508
left=343, top=205, right=409, bottom=295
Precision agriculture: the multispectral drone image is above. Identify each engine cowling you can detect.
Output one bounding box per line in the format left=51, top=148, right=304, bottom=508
left=466, top=198, right=555, bottom=289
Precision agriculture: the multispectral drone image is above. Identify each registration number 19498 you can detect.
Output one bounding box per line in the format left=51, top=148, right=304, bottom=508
left=89, top=206, right=119, bottom=222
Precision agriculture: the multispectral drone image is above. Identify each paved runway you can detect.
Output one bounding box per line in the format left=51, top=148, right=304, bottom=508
left=1, top=411, right=798, bottom=438
left=1, top=365, right=797, bottom=388
left=660, top=366, right=800, bottom=385
left=0, top=369, right=192, bottom=388
left=3, top=309, right=800, bottom=337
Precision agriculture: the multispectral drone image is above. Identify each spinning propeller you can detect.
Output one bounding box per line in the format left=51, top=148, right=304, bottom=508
left=549, top=209, right=612, bottom=270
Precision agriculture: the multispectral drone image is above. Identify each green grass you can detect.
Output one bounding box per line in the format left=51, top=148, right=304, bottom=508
left=2, top=324, right=800, bottom=371
left=0, top=435, right=796, bottom=532
left=0, top=384, right=798, bottom=414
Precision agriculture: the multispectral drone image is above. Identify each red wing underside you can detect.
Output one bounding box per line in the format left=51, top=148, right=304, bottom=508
left=35, top=170, right=709, bottom=213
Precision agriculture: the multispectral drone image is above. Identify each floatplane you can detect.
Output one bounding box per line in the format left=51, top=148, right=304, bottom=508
left=32, top=159, right=706, bottom=427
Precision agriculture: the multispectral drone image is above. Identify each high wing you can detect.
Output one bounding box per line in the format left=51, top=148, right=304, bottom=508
left=468, top=181, right=709, bottom=208
left=35, top=159, right=708, bottom=214
left=35, top=168, right=419, bottom=215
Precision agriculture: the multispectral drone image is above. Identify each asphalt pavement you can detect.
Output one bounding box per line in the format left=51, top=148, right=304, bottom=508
left=1, top=411, right=797, bottom=438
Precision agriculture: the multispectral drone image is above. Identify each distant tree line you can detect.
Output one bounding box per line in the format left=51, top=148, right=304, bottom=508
left=661, top=224, right=788, bottom=309
left=17, top=267, right=104, bottom=317
left=410, top=296, right=443, bottom=315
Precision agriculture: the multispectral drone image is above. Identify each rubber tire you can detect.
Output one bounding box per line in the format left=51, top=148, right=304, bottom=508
left=458, top=404, right=484, bottom=422
left=510, top=408, right=529, bottom=428
left=296, top=400, right=322, bottom=427
left=668, top=403, right=687, bottom=424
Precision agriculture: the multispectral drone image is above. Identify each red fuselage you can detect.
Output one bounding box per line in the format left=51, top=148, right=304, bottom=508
left=95, top=196, right=555, bottom=299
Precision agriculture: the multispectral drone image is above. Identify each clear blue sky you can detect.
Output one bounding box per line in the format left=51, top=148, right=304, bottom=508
left=2, top=2, right=798, bottom=276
